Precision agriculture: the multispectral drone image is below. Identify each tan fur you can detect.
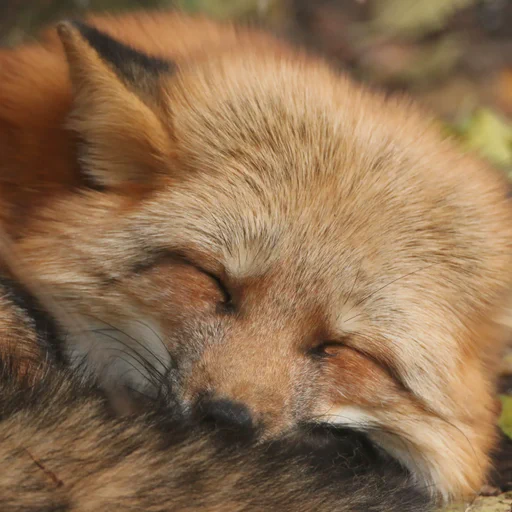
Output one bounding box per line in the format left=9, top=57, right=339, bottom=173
left=0, top=11, right=511, bottom=502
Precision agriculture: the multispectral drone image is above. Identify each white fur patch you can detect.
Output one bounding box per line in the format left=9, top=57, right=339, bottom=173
left=66, top=317, right=170, bottom=395
left=318, top=405, right=377, bottom=429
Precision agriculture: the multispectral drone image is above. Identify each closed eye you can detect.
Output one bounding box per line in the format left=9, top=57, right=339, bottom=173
left=309, top=340, right=348, bottom=359
left=203, top=270, right=235, bottom=314
left=131, top=249, right=235, bottom=313
left=311, top=336, right=413, bottom=396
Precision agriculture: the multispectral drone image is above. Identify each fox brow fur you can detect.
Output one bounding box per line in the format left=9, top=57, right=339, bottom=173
left=0, top=355, right=432, bottom=512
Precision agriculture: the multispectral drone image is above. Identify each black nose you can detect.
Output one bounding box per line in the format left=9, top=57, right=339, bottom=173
left=197, top=397, right=253, bottom=429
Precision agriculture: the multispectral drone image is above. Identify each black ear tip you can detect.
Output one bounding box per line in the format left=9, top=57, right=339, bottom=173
left=69, top=20, right=101, bottom=40
left=58, top=18, right=174, bottom=81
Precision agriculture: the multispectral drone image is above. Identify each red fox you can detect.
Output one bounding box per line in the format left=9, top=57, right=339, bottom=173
left=0, top=11, right=511, bottom=508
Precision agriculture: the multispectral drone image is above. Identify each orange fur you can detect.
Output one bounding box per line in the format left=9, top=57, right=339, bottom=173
left=0, top=11, right=511, bottom=503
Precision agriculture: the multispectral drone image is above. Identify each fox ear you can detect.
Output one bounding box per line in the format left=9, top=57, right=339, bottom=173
left=57, top=21, right=174, bottom=188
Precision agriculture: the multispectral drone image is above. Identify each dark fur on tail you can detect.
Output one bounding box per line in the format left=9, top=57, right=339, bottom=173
left=0, top=358, right=432, bottom=512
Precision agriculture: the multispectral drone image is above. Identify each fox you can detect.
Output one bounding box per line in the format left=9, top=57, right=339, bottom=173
left=0, top=10, right=511, bottom=508
left=0, top=284, right=430, bottom=511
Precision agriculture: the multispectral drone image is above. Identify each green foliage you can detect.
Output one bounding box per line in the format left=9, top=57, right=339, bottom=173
left=450, top=108, right=512, bottom=175
left=371, top=0, right=476, bottom=37
left=499, top=394, right=512, bottom=440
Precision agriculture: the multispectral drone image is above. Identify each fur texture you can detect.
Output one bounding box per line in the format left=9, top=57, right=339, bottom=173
left=0, top=11, right=510, bottom=504
left=0, top=340, right=430, bottom=511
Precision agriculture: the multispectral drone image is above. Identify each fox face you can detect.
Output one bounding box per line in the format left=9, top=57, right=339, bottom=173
left=12, top=17, right=512, bottom=501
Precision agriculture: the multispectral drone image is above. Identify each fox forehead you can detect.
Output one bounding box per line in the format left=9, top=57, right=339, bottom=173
left=138, top=51, right=510, bottom=293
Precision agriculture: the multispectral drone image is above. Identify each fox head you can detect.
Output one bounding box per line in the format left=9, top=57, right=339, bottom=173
left=16, top=18, right=512, bottom=501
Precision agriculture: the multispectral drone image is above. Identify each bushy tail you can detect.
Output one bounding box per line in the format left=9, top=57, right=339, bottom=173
left=0, top=359, right=433, bottom=512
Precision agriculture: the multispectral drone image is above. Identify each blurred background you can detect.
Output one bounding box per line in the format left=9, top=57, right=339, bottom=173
left=0, top=0, right=511, bottom=506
